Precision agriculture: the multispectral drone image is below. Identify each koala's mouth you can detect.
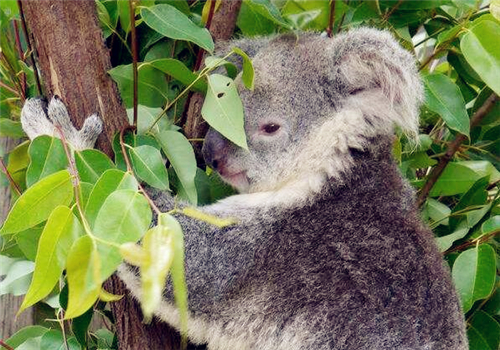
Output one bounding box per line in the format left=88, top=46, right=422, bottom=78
left=219, top=170, right=249, bottom=193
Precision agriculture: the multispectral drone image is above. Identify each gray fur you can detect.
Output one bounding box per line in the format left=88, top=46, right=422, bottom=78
left=21, top=27, right=467, bottom=349
left=21, top=96, right=101, bottom=150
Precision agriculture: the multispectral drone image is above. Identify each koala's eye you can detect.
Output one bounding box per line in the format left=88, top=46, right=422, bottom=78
left=349, top=87, right=365, bottom=95
left=262, top=123, right=280, bottom=134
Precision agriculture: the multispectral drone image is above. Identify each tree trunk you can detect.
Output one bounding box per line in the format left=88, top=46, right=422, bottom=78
left=20, top=0, right=128, bottom=157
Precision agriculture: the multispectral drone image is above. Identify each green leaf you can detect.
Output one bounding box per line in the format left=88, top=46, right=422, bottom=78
left=481, top=216, right=500, bottom=236
left=129, top=145, right=169, bottom=190
left=141, top=4, right=214, bottom=52
left=139, top=224, right=174, bottom=321
left=430, top=163, right=479, bottom=197
left=425, top=198, right=451, bottom=226
left=156, top=130, right=197, bottom=205
left=0, top=118, right=25, bottom=138
left=4, top=326, right=49, bottom=349
left=84, top=169, right=138, bottom=228
left=65, top=235, right=101, bottom=319
left=237, top=0, right=277, bottom=36
left=452, top=244, right=496, bottom=312
left=242, top=0, right=291, bottom=28
left=93, top=189, right=152, bottom=280
left=127, top=105, right=163, bottom=135
left=109, top=63, right=170, bottom=108
left=232, top=47, right=255, bottom=90
left=40, top=330, right=81, bottom=350
left=1, top=170, right=74, bottom=234
left=26, top=136, right=68, bottom=187
left=20, top=206, right=84, bottom=312
left=281, top=0, right=331, bottom=30
left=159, top=213, right=188, bottom=337
left=148, top=59, right=207, bottom=93
left=461, top=20, right=500, bottom=96
left=75, top=149, right=115, bottom=184
left=202, top=74, right=248, bottom=150
left=204, top=56, right=238, bottom=79
left=0, top=258, right=34, bottom=296
left=436, top=221, right=469, bottom=252
left=15, top=227, right=43, bottom=262
left=468, top=310, right=500, bottom=350
left=423, top=74, right=470, bottom=137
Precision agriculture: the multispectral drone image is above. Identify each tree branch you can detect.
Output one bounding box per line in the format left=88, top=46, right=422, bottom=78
left=416, top=93, right=499, bottom=207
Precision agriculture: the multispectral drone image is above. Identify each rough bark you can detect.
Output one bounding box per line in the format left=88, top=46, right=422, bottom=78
left=184, top=0, right=243, bottom=163
left=20, top=0, right=128, bottom=157
left=0, top=138, right=35, bottom=339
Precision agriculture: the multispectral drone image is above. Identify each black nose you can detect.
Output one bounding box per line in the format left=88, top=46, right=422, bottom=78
left=202, top=128, right=229, bottom=171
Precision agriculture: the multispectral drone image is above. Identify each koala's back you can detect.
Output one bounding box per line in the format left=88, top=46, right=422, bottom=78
left=195, top=146, right=467, bottom=350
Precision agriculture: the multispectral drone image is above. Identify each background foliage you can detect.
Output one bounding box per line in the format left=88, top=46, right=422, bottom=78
left=0, top=1, right=499, bottom=349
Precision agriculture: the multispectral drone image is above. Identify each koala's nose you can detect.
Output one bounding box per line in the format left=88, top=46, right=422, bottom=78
left=202, top=128, right=229, bottom=171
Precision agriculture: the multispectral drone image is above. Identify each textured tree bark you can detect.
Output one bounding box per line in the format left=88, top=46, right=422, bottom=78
left=20, top=0, right=128, bottom=157
left=184, top=0, right=243, bottom=162
left=0, top=139, right=35, bottom=339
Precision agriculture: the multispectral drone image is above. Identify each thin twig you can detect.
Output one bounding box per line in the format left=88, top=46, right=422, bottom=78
left=416, top=93, right=499, bottom=207
left=13, top=20, right=26, bottom=101
left=0, top=157, right=21, bottom=196
left=336, top=0, right=348, bottom=33
left=444, top=229, right=500, bottom=255
left=382, top=0, right=404, bottom=22
left=326, top=0, right=335, bottom=38
left=128, top=0, right=138, bottom=128
left=0, top=340, right=14, bottom=350
left=17, top=0, right=42, bottom=95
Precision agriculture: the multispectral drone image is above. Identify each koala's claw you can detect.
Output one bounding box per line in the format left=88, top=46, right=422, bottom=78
left=21, top=96, right=103, bottom=150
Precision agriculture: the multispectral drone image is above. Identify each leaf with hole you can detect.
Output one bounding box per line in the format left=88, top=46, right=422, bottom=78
left=202, top=74, right=248, bottom=150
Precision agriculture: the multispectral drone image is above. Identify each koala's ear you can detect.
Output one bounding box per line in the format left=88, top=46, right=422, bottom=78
left=327, top=28, right=424, bottom=138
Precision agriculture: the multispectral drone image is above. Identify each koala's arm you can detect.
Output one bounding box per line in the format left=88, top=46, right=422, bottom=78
left=21, top=96, right=102, bottom=150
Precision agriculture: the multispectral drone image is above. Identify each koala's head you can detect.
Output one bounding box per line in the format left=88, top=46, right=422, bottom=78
left=202, top=28, right=423, bottom=198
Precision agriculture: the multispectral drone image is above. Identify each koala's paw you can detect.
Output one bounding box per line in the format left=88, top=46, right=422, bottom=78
left=21, top=96, right=103, bottom=150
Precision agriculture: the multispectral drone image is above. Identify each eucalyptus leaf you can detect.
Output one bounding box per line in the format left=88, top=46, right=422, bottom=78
left=423, top=74, right=470, bottom=137
left=75, top=149, right=115, bottom=184
left=129, top=145, right=170, bottom=190
left=65, top=235, right=101, bottom=319
left=232, top=47, right=255, bottom=90
left=202, top=74, right=248, bottom=150
left=141, top=4, right=214, bottom=52
left=20, top=206, right=84, bottom=312
left=148, top=58, right=207, bottom=93
left=1, top=170, right=73, bottom=234
left=452, top=244, right=496, bottom=312
left=84, top=169, right=138, bottom=228
left=461, top=20, right=500, bottom=96
left=93, top=189, right=152, bottom=280
left=26, top=136, right=68, bottom=187
left=156, top=130, right=197, bottom=205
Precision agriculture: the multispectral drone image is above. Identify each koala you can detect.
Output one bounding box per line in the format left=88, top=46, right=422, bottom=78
left=21, top=28, right=467, bottom=350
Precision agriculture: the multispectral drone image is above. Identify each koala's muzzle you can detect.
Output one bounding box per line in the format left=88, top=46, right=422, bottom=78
left=202, top=128, right=231, bottom=172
